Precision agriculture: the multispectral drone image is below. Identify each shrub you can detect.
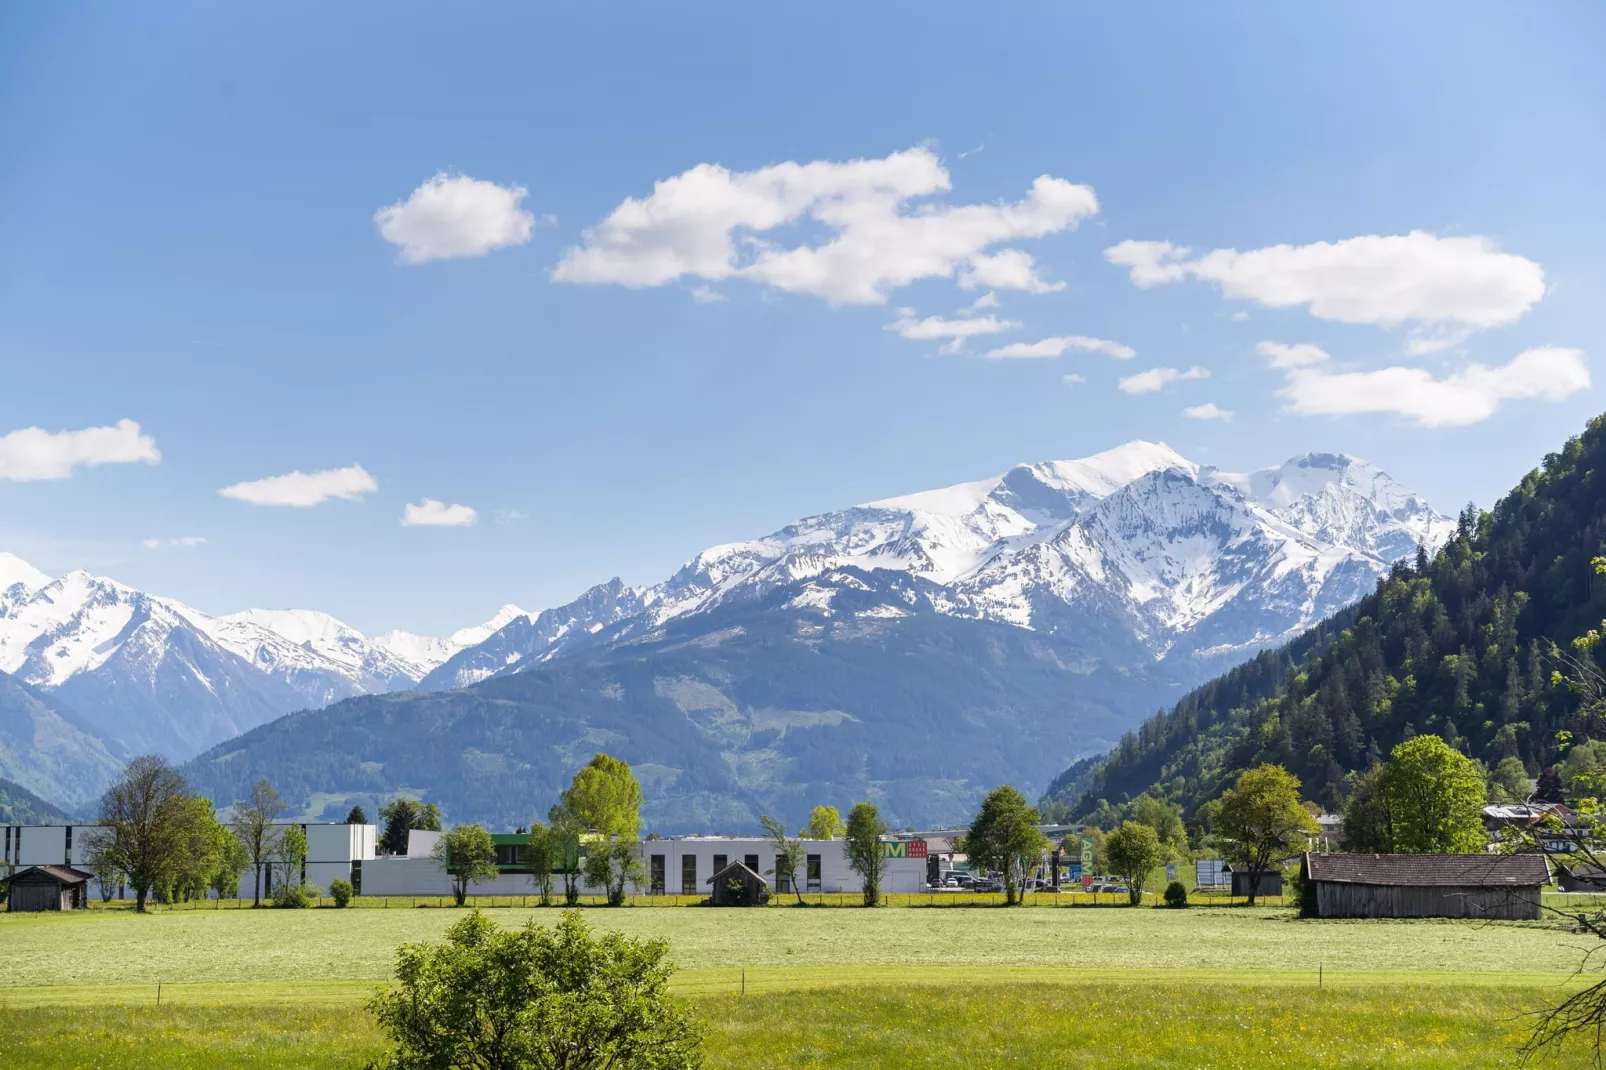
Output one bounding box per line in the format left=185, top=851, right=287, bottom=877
left=1163, top=880, right=1188, bottom=908
left=329, top=878, right=354, bottom=908
left=271, top=880, right=320, bottom=909
left=368, top=909, right=704, bottom=1069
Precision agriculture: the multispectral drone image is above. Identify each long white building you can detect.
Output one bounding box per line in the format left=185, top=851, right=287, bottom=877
left=2, top=821, right=932, bottom=900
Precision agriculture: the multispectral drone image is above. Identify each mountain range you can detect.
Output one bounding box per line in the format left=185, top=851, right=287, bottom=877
left=162, top=441, right=1449, bottom=831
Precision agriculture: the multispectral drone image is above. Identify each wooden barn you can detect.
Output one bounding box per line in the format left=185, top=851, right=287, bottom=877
left=4, top=865, right=92, bottom=912
left=706, top=860, right=770, bottom=906
left=1302, top=853, right=1549, bottom=920
left=1227, top=864, right=1283, bottom=898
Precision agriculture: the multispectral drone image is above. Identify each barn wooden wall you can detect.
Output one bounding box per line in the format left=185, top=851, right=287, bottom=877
left=1314, top=882, right=1539, bottom=920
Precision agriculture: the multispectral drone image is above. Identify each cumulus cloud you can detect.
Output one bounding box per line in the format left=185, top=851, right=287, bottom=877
left=1256, top=341, right=1331, bottom=368
left=888, top=310, right=1021, bottom=354
left=552, top=146, right=1098, bottom=305
left=689, top=285, right=726, bottom=304
left=143, top=536, right=206, bottom=550
left=985, top=335, right=1135, bottom=360
left=957, top=249, right=1065, bottom=293
left=1278, top=346, right=1588, bottom=428
left=219, top=464, right=377, bottom=507
left=1105, top=231, right=1545, bottom=332
left=0, top=419, right=160, bottom=482
left=1062, top=373, right=1087, bottom=386
left=1183, top=402, right=1233, bottom=421
left=966, top=291, right=1002, bottom=311
left=402, top=499, right=478, bottom=527
left=1117, top=366, right=1210, bottom=395
left=375, top=173, right=537, bottom=264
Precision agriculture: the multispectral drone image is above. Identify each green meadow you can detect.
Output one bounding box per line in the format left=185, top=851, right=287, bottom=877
left=1, top=903, right=1602, bottom=1066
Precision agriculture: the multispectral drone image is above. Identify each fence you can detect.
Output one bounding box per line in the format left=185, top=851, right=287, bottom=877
left=95, top=889, right=1291, bottom=911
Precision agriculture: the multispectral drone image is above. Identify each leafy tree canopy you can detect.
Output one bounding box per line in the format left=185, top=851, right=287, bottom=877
left=560, top=753, right=643, bottom=840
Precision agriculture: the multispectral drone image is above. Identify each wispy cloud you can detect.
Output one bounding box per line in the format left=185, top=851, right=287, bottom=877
left=142, top=536, right=206, bottom=550
left=1117, top=366, right=1210, bottom=395
left=1182, top=402, right=1232, bottom=421
left=220, top=464, right=377, bottom=507
left=402, top=499, right=478, bottom=527
left=986, top=335, right=1134, bottom=361
left=887, top=309, right=1021, bottom=354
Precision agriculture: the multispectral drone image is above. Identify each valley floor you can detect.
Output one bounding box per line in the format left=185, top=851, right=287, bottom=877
left=1, top=903, right=1601, bottom=1066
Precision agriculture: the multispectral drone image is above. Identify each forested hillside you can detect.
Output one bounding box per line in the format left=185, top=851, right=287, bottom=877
left=1042, top=414, right=1606, bottom=820
left=0, top=777, right=73, bottom=824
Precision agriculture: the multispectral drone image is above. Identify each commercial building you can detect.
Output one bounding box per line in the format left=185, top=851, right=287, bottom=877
left=3, top=821, right=930, bottom=900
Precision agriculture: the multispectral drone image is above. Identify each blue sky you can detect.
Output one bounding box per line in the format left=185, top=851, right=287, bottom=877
left=2, top=2, right=1603, bottom=636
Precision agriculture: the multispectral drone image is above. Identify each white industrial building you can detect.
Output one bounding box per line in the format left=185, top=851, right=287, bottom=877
left=3, top=821, right=930, bottom=900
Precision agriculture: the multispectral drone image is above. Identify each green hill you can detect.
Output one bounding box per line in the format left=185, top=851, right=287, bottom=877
left=1042, top=413, right=1606, bottom=820
left=0, top=776, right=74, bottom=824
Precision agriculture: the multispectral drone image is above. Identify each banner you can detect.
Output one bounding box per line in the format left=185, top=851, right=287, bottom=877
left=1080, top=837, right=1094, bottom=866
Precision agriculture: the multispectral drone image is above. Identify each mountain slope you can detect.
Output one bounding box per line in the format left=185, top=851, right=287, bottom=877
left=0, top=670, right=124, bottom=812
left=185, top=567, right=1189, bottom=831
left=1042, top=414, right=1606, bottom=820
left=0, top=776, right=75, bottom=824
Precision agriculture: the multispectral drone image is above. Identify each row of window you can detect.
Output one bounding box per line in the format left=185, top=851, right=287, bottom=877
left=649, top=853, right=824, bottom=895
left=2, top=826, right=73, bottom=866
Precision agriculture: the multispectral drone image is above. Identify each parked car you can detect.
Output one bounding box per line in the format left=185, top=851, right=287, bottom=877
left=971, top=878, right=1002, bottom=893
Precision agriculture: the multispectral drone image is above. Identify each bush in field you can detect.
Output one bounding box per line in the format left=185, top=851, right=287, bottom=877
left=272, top=881, right=320, bottom=909
left=1163, top=881, right=1188, bottom=908
left=330, top=878, right=354, bottom=908
left=368, top=909, right=704, bottom=1070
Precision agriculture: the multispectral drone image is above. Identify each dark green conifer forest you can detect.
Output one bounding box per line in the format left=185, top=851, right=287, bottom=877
left=1042, top=414, right=1606, bottom=821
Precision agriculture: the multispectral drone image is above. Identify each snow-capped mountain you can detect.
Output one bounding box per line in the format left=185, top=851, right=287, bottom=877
left=441, top=442, right=1452, bottom=686
left=0, top=561, right=521, bottom=760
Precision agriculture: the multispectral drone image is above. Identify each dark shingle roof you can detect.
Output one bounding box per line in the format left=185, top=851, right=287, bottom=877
left=3, top=864, right=92, bottom=886
left=706, top=860, right=764, bottom=885
left=1305, top=853, right=1549, bottom=887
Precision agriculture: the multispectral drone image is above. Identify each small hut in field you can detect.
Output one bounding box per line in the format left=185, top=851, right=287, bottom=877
left=1302, top=853, right=1548, bottom=920
left=4, top=865, right=92, bottom=912
left=706, top=860, right=770, bottom=906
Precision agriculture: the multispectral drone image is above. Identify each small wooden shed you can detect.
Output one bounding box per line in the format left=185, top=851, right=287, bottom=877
left=706, top=860, right=769, bottom=907
left=1302, top=853, right=1549, bottom=920
left=1227, top=865, right=1283, bottom=898
left=4, top=865, right=92, bottom=912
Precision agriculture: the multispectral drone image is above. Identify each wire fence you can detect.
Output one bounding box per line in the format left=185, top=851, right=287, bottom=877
left=98, top=889, right=1293, bottom=912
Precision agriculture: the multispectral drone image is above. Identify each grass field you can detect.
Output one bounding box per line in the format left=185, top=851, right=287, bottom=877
left=0, top=983, right=1598, bottom=1068
left=2, top=904, right=1602, bottom=1066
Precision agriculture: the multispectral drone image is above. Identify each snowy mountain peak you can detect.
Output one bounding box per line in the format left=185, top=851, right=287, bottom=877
left=449, top=604, right=531, bottom=648
left=0, top=552, right=49, bottom=594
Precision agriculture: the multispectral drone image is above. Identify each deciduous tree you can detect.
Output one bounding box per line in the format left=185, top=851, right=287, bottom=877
left=230, top=777, right=285, bottom=907
left=1105, top=821, right=1163, bottom=905
left=435, top=824, right=501, bottom=906
left=760, top=814, right=806, bottom=904
left=844, top=801, right=888, bottom=907
left=88, top=755, right=215, bottom=913
left=581, top=837, right=645, bottom=907
left=1384, top=735, right=1487, bottom=854
left=959, top=786, right=1049, bottom=905
left=1215, top=764, right=1317, bottom=906
left=560, top=754, right=643, bottom=839
left=525, top=822, right=557, bottom=906
left=805, top=805, right=845, bottom=840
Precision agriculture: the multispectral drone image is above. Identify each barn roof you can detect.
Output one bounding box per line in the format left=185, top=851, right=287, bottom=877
left=1304, top=853, right=1549, bottom=887
left=2, top=864, right=92, bottom=886
left=706, top=860, right=764, bottom=885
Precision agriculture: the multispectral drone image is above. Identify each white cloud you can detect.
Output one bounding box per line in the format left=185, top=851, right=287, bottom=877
left=689, top=285, right=726, bottom=303
left=1117, top=366, right=1210, bottom=395
left=1182, top=402, right=1233, bottom=421
left=1106, top=231, right=1544, bottom=330
left=1256, top=341, right=1330, bottom=368
left=986, top=335, right=1135, bottom=361
left=402, top=498, right=478, bottom=527
left=553, top=146, right=1098, bottom=305
left=219, top=464, right=377, bottom=507
left=966, top=291, right=1001, bottom=311
left=375, top=173, right=537, bottom=264
left=143, top=536, right=206, bottom=550
left=957, top=249, right=1065, bottom=294
left=888, top=310, right=1021, bottom=355
left=1062, top=373, right=1087, bottom=386
left=1278, top=346, right=1587, bottom=428
left=0, top=419, right=160, bottom=482
left=1231, top=311, right=1250, bottom=322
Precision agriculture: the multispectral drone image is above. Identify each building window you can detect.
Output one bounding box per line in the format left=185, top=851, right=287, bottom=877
left=806, top=854, right=822, bottom=892
left=744, top=853, right=759, bottom=875
left=650, top=855, right=665, bottom=895
left=776, top=855, right=791, bottom=893
left=351, top=860, right=363, bottom=896
left=712, top=854, right=727, bottom=876
left=681, top=855, right=697, bottom=895
left=65, top=825, right=73, bottom=865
